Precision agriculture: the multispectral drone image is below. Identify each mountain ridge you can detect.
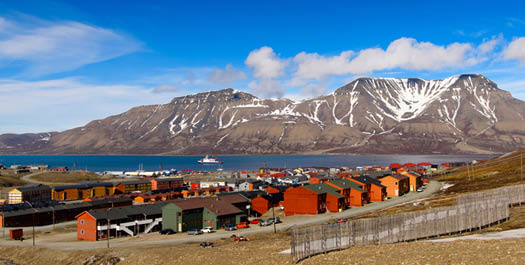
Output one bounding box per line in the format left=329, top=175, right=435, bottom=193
left=1, top=74, right=524, bottom=155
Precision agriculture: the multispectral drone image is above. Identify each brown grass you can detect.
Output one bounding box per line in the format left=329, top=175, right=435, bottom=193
left=31, top=171, right=113, bottom=184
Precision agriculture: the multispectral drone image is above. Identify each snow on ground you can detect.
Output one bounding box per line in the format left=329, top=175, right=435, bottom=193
left=440, top=183, right=454, bottom=191
left=430, top=228, right=525, bottom=242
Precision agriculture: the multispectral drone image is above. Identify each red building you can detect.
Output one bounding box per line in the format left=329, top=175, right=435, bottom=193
left=284, top=186, right=326, bottom=216
left=284, top=183, right=344, bottom=216
left=251, top=193, right=283, bottom=215
left=350, top=176, right=387, bottom=202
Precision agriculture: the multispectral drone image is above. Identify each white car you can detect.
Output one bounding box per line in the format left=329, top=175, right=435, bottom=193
left=201, top=227, right=215, bottom=233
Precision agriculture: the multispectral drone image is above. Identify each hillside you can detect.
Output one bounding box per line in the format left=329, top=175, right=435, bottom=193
left=1, top=74, right=524, bottom=155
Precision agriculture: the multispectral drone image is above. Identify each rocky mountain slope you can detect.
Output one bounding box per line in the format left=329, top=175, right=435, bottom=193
left=1, top=74, right=524, bottom=155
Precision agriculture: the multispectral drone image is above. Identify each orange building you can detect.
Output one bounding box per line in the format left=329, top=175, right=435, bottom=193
left=325, top=179, right=367, bottom=207
left=150, top=177, right=184, bottom=191
left=401, top=172, right=423, bottom=192
left=378, top=175, right=409, bottom=197
left=284, top=186, right=327, bottom=216
left=351, top=176, right=387, bottom=202
left=251, top=193, right=283, bottom=215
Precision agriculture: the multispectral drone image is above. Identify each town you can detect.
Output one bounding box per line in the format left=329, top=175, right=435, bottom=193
left=0, top=161, right=468, bottom=242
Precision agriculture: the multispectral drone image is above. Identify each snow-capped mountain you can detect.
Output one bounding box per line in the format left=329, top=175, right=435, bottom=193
left=1, top=74, right=524, bottom=155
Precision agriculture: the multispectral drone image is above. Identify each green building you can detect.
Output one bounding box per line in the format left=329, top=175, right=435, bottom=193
left=162, top=197, right=244, bottom=232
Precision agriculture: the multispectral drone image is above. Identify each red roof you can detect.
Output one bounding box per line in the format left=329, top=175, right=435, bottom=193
left=418, top=162, right=432, bottom=166
left=404, top=163, right=417, bottom=167
left=270, top=173, right=284, bottom=178
left=390, top=163, right=404, bottom=169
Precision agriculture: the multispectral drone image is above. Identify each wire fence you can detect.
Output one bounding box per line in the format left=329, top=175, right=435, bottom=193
left=290, top=184, right=522, bottom=262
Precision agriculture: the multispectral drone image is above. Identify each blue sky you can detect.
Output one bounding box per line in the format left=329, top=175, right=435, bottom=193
left=0, top=0, right=524, bottom=133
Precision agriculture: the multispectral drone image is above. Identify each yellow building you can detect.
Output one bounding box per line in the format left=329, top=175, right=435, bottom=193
left=8, top=184, right=52, bottom=204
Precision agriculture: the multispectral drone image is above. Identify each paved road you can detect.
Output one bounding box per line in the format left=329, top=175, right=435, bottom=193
left=0, top=181, right=442, bottom=250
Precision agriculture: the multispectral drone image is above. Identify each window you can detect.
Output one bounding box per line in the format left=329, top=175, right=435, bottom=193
left=80, top=229, right=84, bottom=235
left=80, top=219, right=84, bottom=225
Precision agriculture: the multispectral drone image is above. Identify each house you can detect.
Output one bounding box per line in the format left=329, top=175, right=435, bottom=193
left=162, top=197, right=244, bottom=232
left=326, top=179, right=368, bottom=207
left=114, top=180, right=152, bottom=194
left=378, top=175, right=410, bottom=197
left=284, top=185, right=326, bottom=216
left=351, top=176, right=387, bottom=202
left=216, top=193, right=251, bottom=215
left=8, top=184, right=52, bottom=204
left=265, top=185, right=289, bottom=194
left=76, top=203, right=165, bottom=241
left=305, top=184, right=345, bottom=213
left=150, top=177, right=184, bottom=191
left=251, top=193, right=284, bottom=215
left=238, top=180, right=265, bottom=191
left=401, top=172, right=423, bottom=192
left=309, top=176, right=336, bottom=184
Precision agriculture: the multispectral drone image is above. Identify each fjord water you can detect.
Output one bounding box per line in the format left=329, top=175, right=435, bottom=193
left=0, top=154, right=498, bottom=173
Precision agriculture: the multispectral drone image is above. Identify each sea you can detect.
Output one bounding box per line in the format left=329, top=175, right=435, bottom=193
left=0, top=154, right=499, bottom=173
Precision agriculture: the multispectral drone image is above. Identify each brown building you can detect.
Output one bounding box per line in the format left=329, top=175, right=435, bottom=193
left=115, top=180, right=152, bottom=194
left=401, top=172, right=423, bottom=192
left=150, top=177, right=184, bottom=191
left=8, top=184, right=52, bottom=204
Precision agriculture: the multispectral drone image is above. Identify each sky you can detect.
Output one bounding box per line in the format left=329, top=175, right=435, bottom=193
left=0, top=0, right=524, bottom=133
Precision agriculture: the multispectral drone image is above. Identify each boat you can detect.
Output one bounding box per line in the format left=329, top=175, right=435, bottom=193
left=198, top=155, right=224, bottom=165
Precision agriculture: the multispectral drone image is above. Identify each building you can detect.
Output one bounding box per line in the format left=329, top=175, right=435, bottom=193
left=251, top=193, right=283, bottom=215
left=326, top=179, right=368, bottom=207
left=76, top=203, right=165, bottom=241
left=162, top=197, right=244, bottom=232
left=283, top=183, right=344, bottom=216
left=8, top=184, right=52, bottom=204
left=150, top=177, right=184, bottom=191
left=351, top=176, right=387, bottom=202
left=115, top=180, right=152, bottom=194
left=401, top=172, right=423, bottom=192
left=238, top=180, right=265, bottom=191
left=378, top=175, right=410, bottom=197
left=1, top=197, right=132, bottom=228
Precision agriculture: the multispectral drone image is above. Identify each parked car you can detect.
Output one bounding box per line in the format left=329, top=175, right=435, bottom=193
left=267, top=216, right=281, bottom=224
left=417, top=187, right=424, bottom=192
left=336, top=219, right=346, bottom=223
left=187, top=229, right=203, bottom=235
left=224, top=224, right=237, bottom=231
left=236, top=222, right=250, bottom=229
left=259, top=219, right=273, bottom=226
left=249, top=218, right=262, bottom=224
left=201, top=227, right=215, bottom=233
left=160, top=229, right=175, bottom=235
left=200, top=242, right=213, bottom=248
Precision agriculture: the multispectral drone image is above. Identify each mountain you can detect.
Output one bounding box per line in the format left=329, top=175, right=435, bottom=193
left=1, top=74, right=524, bottom=155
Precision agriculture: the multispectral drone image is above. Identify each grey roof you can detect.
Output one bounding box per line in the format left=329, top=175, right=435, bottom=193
left=16, top=184, right=51, bottom=192
left=352, top=176, right=386, bottom=188
left=119, top=180, right=151, bottom=185
left=153, top=178, right=183, bottom=183
left=86, top=203, right=166, bottom=221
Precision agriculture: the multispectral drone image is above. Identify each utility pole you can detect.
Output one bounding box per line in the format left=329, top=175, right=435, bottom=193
left=32, top=209, right=35, bottom=246
left=52, top=206, right=55, bottom=230
left=272, top=205, right=276, bottom=234
left=106, top=209, right=110, bottom=248
left=466, top=162, right=471, bottom=181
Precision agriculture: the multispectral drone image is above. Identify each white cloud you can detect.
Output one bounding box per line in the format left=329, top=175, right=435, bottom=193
left=288, top=37, right=508, bottom=83
left=245, top=46, right=287, bottom=79
left=0, top=78, right=168, bottom=133
left=248, top=79, right=284, bottom=98
left=503, top=37, right=525, bottom=62
left=0, top=16, right=141, bottom=76
left=208, top=64, right=247, bottom=85
left=152, top=84, right=179, bottom=93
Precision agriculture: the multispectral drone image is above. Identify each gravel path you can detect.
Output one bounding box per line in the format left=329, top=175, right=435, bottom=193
left=20, top=171, right=69, bottom=185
